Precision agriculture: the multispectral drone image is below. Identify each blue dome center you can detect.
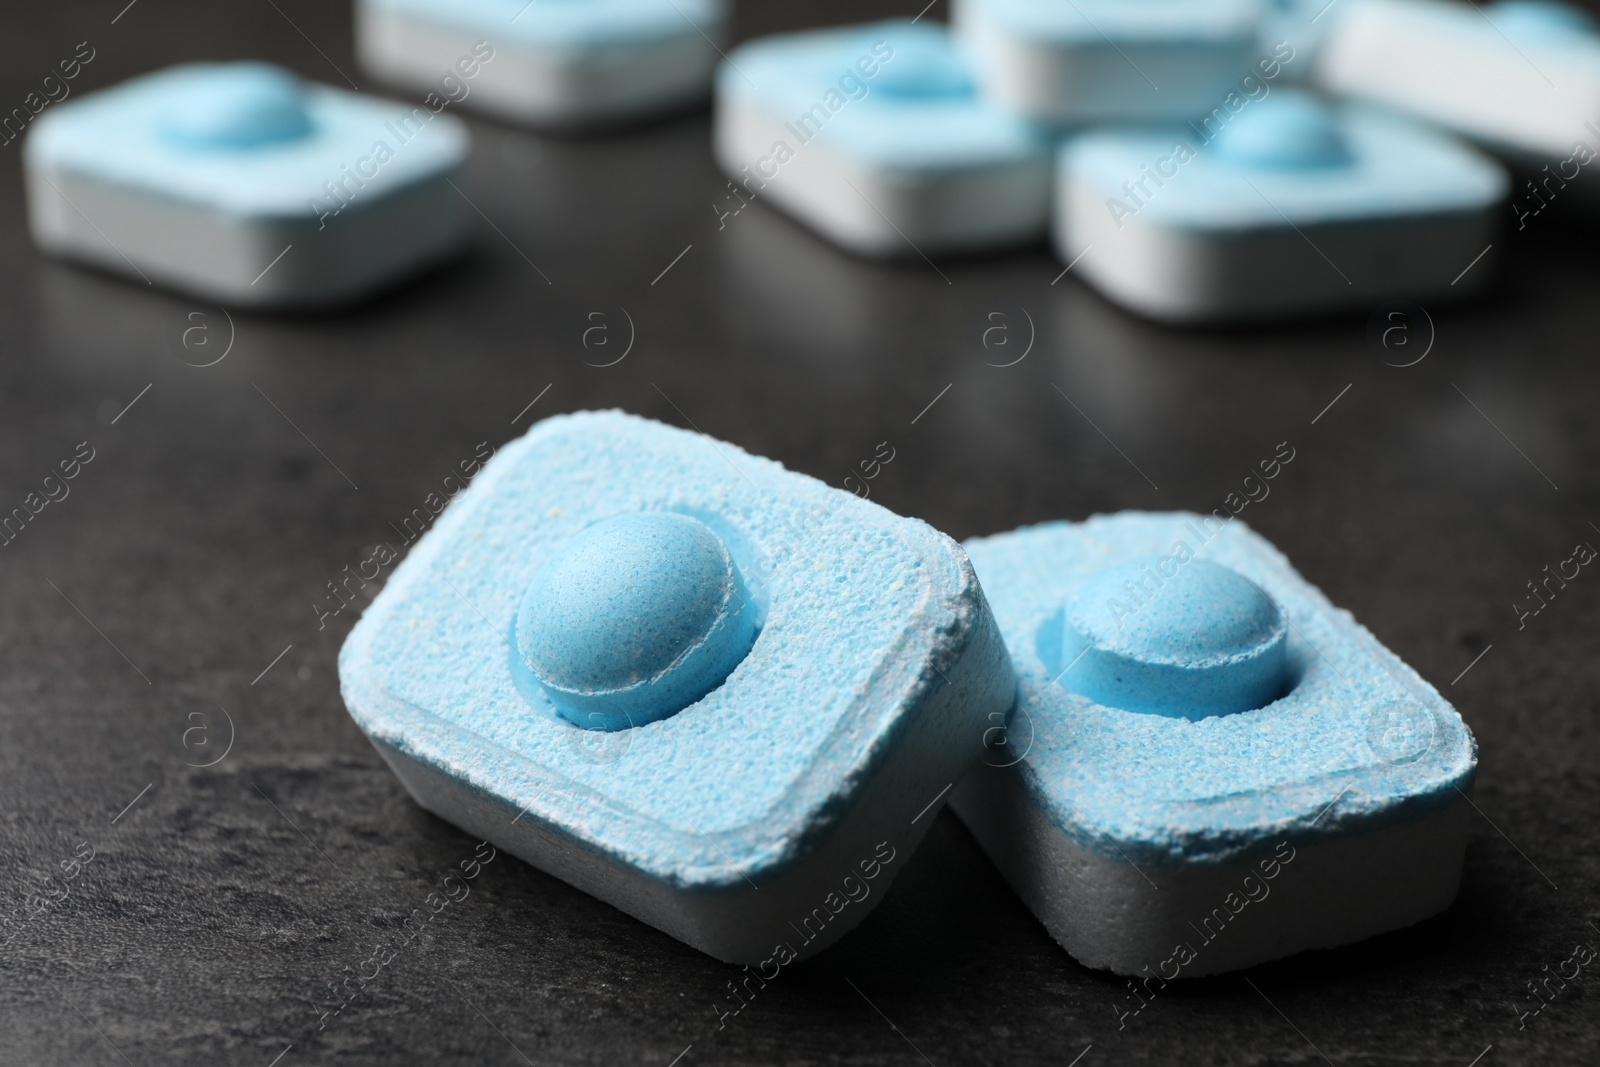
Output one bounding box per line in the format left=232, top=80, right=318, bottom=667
left=1057, top=558, right=1288, bottom=719
left=864, top=28, right=974, bottom=99
left=513, top=512, right=759, bottom=731
left=1212, top=91, right=1353, bottom=171
left=163, top=63, right=313, bottom=150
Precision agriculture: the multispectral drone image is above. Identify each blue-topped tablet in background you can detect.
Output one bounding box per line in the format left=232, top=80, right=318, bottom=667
left=713, top=20, right=1051, bottom=258
left=951, top=0, right=1265, bottom=126
left=1319, top=0, right=1600, bottom=214
left=24, top=62, right=468, bottom=309
left=951, top=512, right=1477, bottom=977
left=357, top=0, right=727, bottom=128
left=1055, top=91, right=1507, bottom=322
left=339, top=411, right=1016, bottom=963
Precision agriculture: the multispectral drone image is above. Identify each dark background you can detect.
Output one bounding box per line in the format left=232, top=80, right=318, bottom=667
left=1, top=2, right=1596, bottom=1065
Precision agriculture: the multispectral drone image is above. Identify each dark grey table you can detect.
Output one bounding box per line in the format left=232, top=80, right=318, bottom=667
left=1, top=2, right=1595, bottom=1065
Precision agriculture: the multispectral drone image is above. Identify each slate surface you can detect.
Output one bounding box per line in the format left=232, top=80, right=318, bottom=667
left=0, top=2, right=1595, bottom=1065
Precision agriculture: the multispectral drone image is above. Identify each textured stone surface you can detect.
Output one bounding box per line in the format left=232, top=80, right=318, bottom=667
left=0, top=1, right=1596, bottom=1065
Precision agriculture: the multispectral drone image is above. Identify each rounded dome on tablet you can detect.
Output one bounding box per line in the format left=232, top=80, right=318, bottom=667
left=1058, top=557, right=1288, bottom=719
left=514, top=512, right=759, bottom=730
left=162, top=64, right=313, bottom=150
left=1212, top=92, right=1353, bottom=170
left=866, top=29, right=975, bottom=98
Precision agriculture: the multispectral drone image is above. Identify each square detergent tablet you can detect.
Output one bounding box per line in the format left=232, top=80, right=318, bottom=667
left=24, top=62, right=468, bottom=309
left=1319, top=0, right=1600, bottom=202
left=357, top=0, right=727, bottom=128
left=713, top=20, right=1052, bottom=258
left=951, top=0, right=1265, bottom=125
left=338, top=411, right=1016, bottom=964
left=1056, top=91, right=1507, bottom=323
left=951, top=512, right=1477, bottom=978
